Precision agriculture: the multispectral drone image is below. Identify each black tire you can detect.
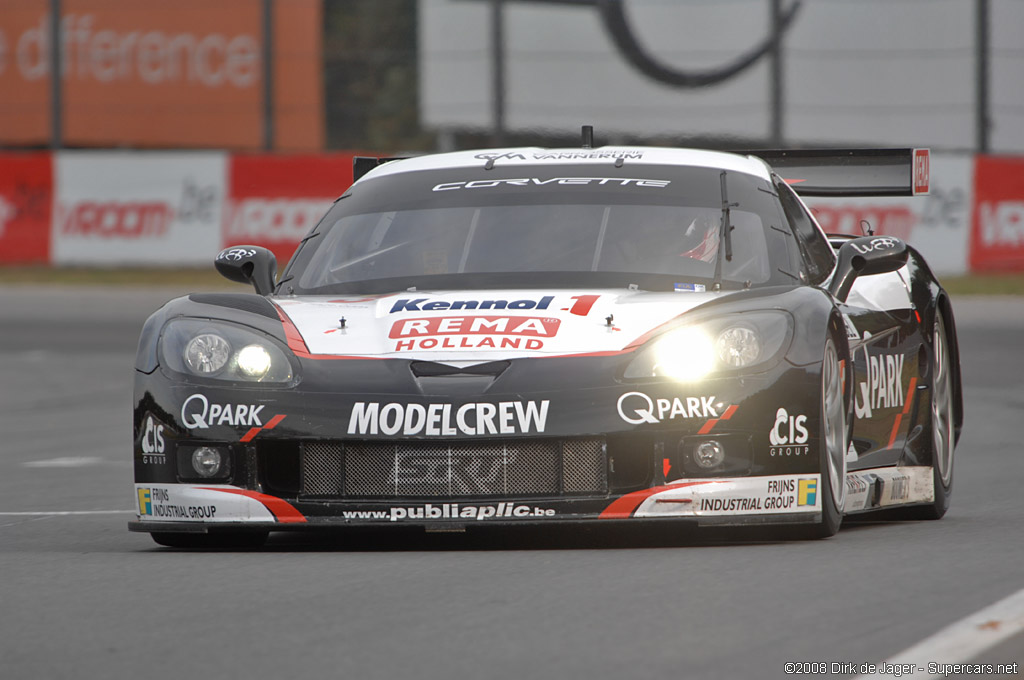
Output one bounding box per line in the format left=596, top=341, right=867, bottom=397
left=800, top=333, right=848, bottom=539
left=151, top=531, right=269, bottom=549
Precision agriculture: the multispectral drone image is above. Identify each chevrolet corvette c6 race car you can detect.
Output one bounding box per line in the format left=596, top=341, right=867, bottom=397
left=130, top=142, right=962, bottom=547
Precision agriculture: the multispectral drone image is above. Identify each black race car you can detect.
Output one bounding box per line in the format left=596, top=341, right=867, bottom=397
left=130, top=142, right=962, bottom=547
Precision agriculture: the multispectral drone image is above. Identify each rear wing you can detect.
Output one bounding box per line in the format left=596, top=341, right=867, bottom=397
left=353, top=155, right=408, bottom=183
left=745, top=148, right=930, bottom=197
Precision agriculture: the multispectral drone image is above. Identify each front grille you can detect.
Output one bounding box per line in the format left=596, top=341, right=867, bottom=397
left=299, top=438, right=606, bottom=499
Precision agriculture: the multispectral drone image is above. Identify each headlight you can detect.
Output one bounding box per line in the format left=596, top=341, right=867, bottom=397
left=184, top=333, right=232, bottom=375
left=160, top=319, right=295, bottom=383
left=625, top=311, right=791, bottom=381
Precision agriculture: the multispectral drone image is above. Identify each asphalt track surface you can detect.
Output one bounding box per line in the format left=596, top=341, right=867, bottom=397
left=1, top=286, right=1022, bottom=680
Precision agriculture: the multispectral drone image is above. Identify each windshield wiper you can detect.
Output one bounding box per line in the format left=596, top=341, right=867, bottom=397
left=712, top=170, right=736, bottom=291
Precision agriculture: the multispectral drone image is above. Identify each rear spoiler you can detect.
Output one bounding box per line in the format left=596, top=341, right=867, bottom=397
left=353, top=156, right=408, bottom=183
left=744, top=148, right=930, bottom=197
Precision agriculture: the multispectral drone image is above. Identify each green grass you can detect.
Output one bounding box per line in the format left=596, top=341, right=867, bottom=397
left=938, top=273, right=1024, bottom=296
left=2, top=266, right=1024, bottom=296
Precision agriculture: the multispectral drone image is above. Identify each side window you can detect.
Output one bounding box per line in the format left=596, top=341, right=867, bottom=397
left=775, top=177, right=836, bottom=285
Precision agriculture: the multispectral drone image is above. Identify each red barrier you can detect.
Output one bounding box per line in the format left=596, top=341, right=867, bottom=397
left=971, top=156, right=1024, bottom=272
left=226, top=153, right=357, bottom=266
left=0, top=153, right=52, bottom=264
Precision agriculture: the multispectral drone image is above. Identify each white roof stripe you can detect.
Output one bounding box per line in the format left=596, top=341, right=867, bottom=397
left=357, top=146, right=773, bottom=184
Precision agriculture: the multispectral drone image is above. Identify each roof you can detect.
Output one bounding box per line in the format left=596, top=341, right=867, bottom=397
left=357, top=146, right=773, bottom=184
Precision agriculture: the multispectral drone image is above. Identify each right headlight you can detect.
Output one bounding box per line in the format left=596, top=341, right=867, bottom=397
left=160, top=318, right=296, bottom=384
left=624, top=311, right=792, bottom=381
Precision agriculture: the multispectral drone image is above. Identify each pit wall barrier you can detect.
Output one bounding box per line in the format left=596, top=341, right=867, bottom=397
left=1, top=151, right=1021, bottom=275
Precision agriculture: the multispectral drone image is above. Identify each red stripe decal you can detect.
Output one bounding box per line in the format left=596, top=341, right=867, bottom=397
left=887, top=377, right=919, bottom=448
left=272, top=303, right=313, bottom=357
left=202, top=488, right=307, bottom=524
left=599, top=481, right=715, bottom=519
left=265, top=414, right=287, bottom=429
left=697, top=404, right=738, bottom=435
left=240, top=427, right=261, bottom=443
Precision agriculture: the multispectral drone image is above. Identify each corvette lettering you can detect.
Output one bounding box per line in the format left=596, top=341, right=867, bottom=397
left=617, top=391, right=719, bottom=425
left=432, top=177, right=670, bottom=192
left=181, top=393, right=265, bottom=430
left=390, top=296, right=554, bottom=313
left=347, top=400, right=550, bottom=436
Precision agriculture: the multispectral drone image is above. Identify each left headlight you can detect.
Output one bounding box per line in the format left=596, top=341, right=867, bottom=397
left=624, top=311, right=792, bottom=381
left=160, top=319, right=295, bottom=383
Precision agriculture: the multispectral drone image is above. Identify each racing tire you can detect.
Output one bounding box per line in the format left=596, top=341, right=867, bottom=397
left=892, top=310, right=955, bottom=521
left=802, top=333, right=848, bottom=539
left=150, top=531, right=269, bottom=549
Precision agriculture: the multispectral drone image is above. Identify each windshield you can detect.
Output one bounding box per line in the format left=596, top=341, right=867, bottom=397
left=286, top=164, right=796, bottom=294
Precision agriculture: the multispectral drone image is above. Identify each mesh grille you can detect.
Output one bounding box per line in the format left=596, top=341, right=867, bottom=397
left=562, top=439, right=607, bottom=493
left=302, top=443, right=344, bottom=496
left=300, top=438, right=606, bottom=498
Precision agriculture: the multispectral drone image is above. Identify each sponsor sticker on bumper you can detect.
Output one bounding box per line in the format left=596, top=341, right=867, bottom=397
left=632, top=474, right=822, bottom=519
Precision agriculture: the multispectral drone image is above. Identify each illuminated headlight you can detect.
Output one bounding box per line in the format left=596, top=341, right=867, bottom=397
left=642, top=327, right=716, bottom=381
left=160, top=319, right=295, bottom=383
left=625, top=311, right=791, bottom=381
left=237, top=344, right=272, bottom=379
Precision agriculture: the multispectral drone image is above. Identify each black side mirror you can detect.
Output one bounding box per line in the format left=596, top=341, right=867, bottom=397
left=214, top=246, right=278, bottom=296
left=828, top=236, right=909, bottom=303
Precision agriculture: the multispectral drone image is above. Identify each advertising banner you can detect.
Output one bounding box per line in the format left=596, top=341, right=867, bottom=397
left=806, top=153, right=973, bottom=277
left=226, top=153, right=356, bottom=266
left=51, top=151, right=226, bottom=266
left=970, top=156, right=1024, bottom=272
left=0, top=0, right=323, bottom=150
left=0, top=153, right=52, bottom=264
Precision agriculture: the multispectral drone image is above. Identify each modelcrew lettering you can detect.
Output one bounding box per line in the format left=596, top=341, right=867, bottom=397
left=389, top=296, right=554, bottom=314
left=347, top=400, right=550, bottom=436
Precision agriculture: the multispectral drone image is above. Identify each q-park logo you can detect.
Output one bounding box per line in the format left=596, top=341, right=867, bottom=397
left=180, top=393, right=265, bottom=430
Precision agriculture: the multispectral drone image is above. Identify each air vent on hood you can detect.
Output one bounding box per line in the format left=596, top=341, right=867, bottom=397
left=410, top=360, right=511, bottom=378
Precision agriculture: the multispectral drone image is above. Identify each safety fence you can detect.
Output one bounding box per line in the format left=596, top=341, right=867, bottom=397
left=0, top=150, right=1021, bottom=275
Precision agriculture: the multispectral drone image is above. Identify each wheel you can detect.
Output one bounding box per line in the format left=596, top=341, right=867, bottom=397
left=151, top=531, right=268, bottom=549
left=801, top=334, right=848, bottom=539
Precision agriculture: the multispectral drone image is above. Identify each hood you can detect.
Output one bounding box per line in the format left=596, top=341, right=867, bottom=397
left=274, top=288, right=729, bottom=363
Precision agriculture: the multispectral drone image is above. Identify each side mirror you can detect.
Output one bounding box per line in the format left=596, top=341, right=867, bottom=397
left=214, top=246, right=278, bottom=296
left=828, top=236, right=909, bottom=303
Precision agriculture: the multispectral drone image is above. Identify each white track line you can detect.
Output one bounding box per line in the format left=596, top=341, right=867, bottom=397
left=0, top=510, right=132, bottom=516
left=855, top=587, right=1024, bottom=679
